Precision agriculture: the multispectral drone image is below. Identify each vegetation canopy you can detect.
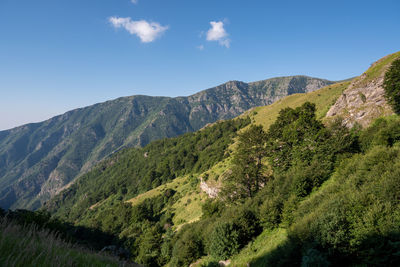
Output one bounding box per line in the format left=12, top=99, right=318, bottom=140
left=384, top=57, right=400, bottom=114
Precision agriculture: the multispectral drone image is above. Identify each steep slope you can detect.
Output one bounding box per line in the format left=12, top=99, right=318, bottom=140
left=45, top=117, right=250, bottom=220
left=0, top=76, right=333, bottom=210
left=0, top=209, right=141, bottom=266
left=325, top=51, right=400, bottom=127
left=43, top=52, right=400, bottom=267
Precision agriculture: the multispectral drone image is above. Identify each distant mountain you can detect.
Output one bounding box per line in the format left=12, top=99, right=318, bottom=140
left=0, top=75, right=334, bottom=210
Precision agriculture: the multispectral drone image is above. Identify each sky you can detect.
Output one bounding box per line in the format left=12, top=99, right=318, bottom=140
left=0, top=0, right=399, bottom=130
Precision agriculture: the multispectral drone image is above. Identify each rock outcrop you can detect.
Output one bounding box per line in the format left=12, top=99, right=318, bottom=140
left=326, top=54, right=398, bottom=127
left=200, top=177, right=220, bottom=198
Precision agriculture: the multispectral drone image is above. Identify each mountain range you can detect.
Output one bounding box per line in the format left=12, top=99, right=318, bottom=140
left=42, top=51, right=400, bottom=267
left=1, top=51, right=399, bottom=267
left=0, top=75, right=334, bottom=210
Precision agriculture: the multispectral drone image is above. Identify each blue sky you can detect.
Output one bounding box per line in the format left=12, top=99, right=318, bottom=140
left=0, top=0, right=399, bottom=130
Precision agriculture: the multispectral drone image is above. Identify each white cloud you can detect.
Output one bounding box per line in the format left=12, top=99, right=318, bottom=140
left=197, top=45, right=204, bottom=50
left=109, top=16, right=168, bottom=43
left=206, top=21, right=230, bottom=48
left=131, top=0, right=138, bottom=4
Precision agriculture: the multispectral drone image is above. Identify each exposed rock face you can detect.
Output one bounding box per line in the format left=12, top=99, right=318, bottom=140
left=200, top=178, right=219, bottom=198
left=326, top=57, right=395, bottom=128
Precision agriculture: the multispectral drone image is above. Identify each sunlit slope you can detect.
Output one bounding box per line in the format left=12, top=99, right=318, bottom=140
left=245, top=81, right=350, bottom=130
left=122, top=82, right=350, bottom=232
left=0, top=76, right=332, bottom=210
left=325, top=51, right=400, bottom=128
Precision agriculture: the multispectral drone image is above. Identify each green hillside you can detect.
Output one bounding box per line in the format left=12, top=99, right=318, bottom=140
left=0, top=76, right=333, bottom=210
left=248, top=81, right=350, bottom=128
left=47, top=108, right=400, bottom=267
left=40, top=51, right=400, bottom=267
left=0, top=209, right=140, bottom=267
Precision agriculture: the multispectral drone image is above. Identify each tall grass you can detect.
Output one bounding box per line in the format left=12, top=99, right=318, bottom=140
left=0, top=218, right=135, bottom=267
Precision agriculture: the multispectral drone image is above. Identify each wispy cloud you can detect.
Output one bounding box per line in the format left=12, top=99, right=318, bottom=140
left=206, top=21, right=230, bottom=48
left=109, top=17, right=168, bottom=43
left=197, top=45, right=205, bottom=51
left=131, top=0, right=138, bottom=4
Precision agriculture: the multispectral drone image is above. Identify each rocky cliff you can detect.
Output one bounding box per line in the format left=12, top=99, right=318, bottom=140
left=326, top=52, right=400, bottom=127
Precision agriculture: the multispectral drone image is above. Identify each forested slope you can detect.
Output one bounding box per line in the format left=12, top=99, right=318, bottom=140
left=0, top=76, right=333, bottom=210
left=42, top=52, right=400, bottom=266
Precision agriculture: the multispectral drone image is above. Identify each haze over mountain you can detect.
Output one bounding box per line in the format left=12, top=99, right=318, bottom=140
left=0, top=75, right=333, bottom=210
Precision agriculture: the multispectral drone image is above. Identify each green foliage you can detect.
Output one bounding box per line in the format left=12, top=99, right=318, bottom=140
left=44, top=117, right=249, bottom=266
left=266, top=102, right=324, bottom=171
left=259, top=194, right=283, bottom=229
left=206, top=207, right=261, bottom=260
left=383, top=57, right=400, bottom=114
left=266, top=104, right=357, bottom=198
left=223, top=125, right=269, bottom=200
left=208, top=221, right=241, bottom=259
left=171, top=225, right=204, bottom=267
left=0, top=211, right=130, bottom=266
left=301, top=248, right=330, bottom=267
left=359, top=116, right=400, bottom=151
left=0, top=76, right=332, bottom=210
left=136, top=225, right=163, bottom=267
left=41, top=88, right=400, bottom=267
left=201, top=199, right=224, bottom=219
left=48, top=117, right=250, bottom=222
left=257, top=145, right=400, bottom=266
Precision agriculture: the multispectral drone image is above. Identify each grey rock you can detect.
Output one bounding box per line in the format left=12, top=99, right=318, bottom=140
left=326, top=57, right=394, bottom=128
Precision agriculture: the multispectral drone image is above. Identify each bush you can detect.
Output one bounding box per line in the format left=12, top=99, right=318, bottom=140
left=201, top=199, right=224, bottom=219
left=171, top=227, right=204, bottom=267
left=208, top=221, right=240, bottom=260
left=301, top=248, right=330, bottom=267
left=136, top=226, right=162, bottom=267
left=259, top=196, right=283, bottom=229
left=206, top=207, right=261, bottom=260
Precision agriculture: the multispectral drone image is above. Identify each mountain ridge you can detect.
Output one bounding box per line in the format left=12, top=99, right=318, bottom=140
left=43, top=51, right=400, bottom=266
left=0, top=75, right=334, bottom=210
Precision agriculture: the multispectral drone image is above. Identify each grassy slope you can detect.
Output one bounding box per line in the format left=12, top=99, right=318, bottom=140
left=115, top=80, right=350, bottom=256
left=0, top=76, right=332, bottom=211
left=0, top=218, right=132, bottom=267
left=58, top=52, right=398, bottom=266
left=356, top=51, right=400, bottom=86
left=226, top=53, right=400, bottom=266
left=123, top=155, right=237, bottom=231
left=249, top=81, right=351, bottom=129
left=126, top=175, right=208, bottom=229
left=71, top=56, right=388, bottom=264
left=75, top=73, right=354, bottom=266
left=187, top=81, right=349, bottom=266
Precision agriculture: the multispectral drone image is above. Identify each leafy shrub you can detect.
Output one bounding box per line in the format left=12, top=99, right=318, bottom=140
left=259, top=196, right=283, bottom=229
left=171, top=226, right=204, bottom=267
left=136, top=225, right=163, bottom=267
left=301, top=248, right=330, bottom=267
left=201, top=199, right=224, bottom=219
left=208, top=221, right=240, bottom=260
